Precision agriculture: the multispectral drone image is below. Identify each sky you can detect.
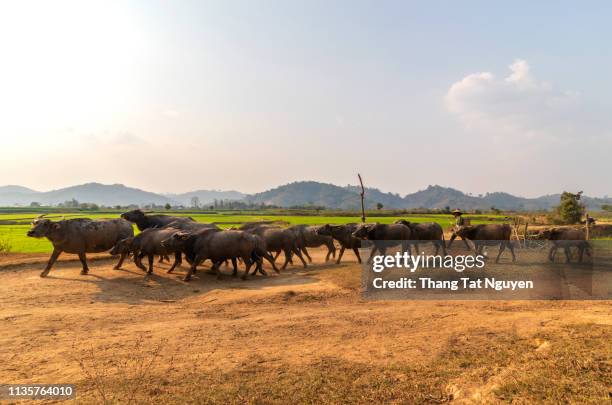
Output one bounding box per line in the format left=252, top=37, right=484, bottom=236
left=0, top=0, right=611, bottom=197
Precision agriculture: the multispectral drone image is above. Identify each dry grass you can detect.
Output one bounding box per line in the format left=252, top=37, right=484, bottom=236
left=0, top=248, right=610, bottom=404
left=63, top=324, right=611, bottom=404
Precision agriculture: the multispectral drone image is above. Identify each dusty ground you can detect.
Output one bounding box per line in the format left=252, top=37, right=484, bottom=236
left=0, top=248, right=610, bottom=404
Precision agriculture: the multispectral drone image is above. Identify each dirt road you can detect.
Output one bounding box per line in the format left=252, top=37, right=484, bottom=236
left=0, top=249, right=610, bottom=403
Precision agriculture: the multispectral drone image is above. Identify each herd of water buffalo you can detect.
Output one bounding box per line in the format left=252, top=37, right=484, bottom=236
left=26, top=210, right=591, bottom=281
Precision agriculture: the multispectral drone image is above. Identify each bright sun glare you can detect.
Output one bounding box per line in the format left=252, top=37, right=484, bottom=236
left=0, top=1, right=148, bottom=145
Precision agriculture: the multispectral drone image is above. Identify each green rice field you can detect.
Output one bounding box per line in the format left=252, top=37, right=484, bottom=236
left=0, top=210, right=507, bottom=253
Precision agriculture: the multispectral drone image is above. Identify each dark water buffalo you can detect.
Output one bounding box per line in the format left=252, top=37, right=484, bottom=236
left=120, top=210, right=199, bottom=263
left=162, top=229, right=275, bottom=281
left=240, top=224, right=307, bottom=270
left=120, top=209, right=195, bottom=231
left=352, top=223, right=412, bottom=263
left=165, top=220, right=219, bottom=231
left=394, top=220, right=446, bottom=255
left=540, top=228, right=591, bottom=263
left=289, top=225, right=336, bottom=262
left=27, top=216, right=134, bottom=277
left=452, top=224, right=516, bottom=263
left=111, top=227, right=183, bottom=274
left=316, top=224, right=362, bottom=264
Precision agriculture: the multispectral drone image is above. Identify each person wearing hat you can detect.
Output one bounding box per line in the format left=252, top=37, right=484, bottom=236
left=448, top=209, right=471, bottom=250
left=452, top=209, right=465, bottom=228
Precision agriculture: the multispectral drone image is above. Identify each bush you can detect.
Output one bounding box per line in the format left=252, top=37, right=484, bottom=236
left=555, top=191, right=585, bottom=224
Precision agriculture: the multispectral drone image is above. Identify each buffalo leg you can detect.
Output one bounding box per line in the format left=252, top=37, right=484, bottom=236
left=336, top=246, right=346, bottom=264
left=564, top=247, right=571, bottom=263
left=135, top=251, right=147, bottom=272
left=183, top=255, right=202, bottom=281
left=40, top=249, right=62, bottom=277
left=325, top=243, right=336, bottom=262
left=495, top=243, right=506, bottom=263
left=78, top=252, right=89, bottom=275
left=281, top=248, right=292, bottom=270
left=113, top=252, right=127, bottom=270
left=292, top=247, right=308, bottom=268
left=352, top=247, right=362, bottom=263
left=301, top=247, right=313, bottom=263
left=241, top=257, right=253, bottom=280
left=264, top=251, right=280, bottom=273
left=273, top=250, right=282, bottom=261
left=167, top=252, right=181, bottom=274
left=231, top=258, right=238, bottom=277
left=508, top=241, right=516, bottom=262
left=367, top=246, right=379, bottom=264
left=439, top=238, right=448, bottom=256
left=548, top=246, right=557, bottom=262
left=147, top=254, right=154, bottom=274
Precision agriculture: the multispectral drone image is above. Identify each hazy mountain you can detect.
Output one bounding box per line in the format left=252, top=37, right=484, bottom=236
left=0, top=185, right=37, bottom=193
left=0, top=183, right=175, bottom=206
left=246, top=181, right=366, bottom=209
left=0, top=181, right=610, bottom=210
left=166, top=190, right=246, bottom=207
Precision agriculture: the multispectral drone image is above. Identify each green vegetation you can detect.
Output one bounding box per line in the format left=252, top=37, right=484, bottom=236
left=0, top=210, right=505, bottom=253
left=553, top=191, right=585, bottom=224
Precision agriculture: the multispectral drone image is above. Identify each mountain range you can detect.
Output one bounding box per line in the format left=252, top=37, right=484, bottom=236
left=0, top=181, right=610, bottom=211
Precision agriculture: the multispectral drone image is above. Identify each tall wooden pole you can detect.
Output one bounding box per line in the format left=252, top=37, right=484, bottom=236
left=585, top=212, right=590, bottom=240
left=358, top=173, right=366, bottom=223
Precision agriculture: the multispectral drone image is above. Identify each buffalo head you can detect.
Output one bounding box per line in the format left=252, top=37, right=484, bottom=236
left=120, top=209, right=146, bottom=223
left=27, top=216, right=60, bottom=238
left=352, top=224, right=376, bottom=239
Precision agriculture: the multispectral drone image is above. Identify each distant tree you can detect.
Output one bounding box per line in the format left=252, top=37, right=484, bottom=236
left=209, top=205, right=214, bottom=210
left=490, top=206, right=501, bottom=215
left=164, top=203, right=172, bottom=210
left=602, top=204, right=612, bottom=212
left=115, top=205, right=122, bottom=210
left=376, top=202, right=384, bottom=210
left=29, top=202, right=41, bottom=207
left=190, top=196, right=200, bottom=209
left=443, top=206, right=451, bottom=214
left=556, top=191, right=585, bottom=224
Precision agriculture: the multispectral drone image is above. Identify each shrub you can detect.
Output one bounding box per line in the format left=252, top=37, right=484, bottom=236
left=555, top=191, right=585, bottom=224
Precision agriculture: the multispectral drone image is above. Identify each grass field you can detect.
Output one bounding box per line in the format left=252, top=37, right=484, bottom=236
left=0, top=210, right=506, bottom=253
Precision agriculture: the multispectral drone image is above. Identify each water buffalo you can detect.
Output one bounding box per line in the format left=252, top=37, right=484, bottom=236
left=120, top=209, right=195, bottom=231
left=394, top=220, right=446, bottom=255
left=120, top=210, right=200, bottom=263
left=316, top=224, right=362, bottom=264
left=110, top=227, right=183, bottom=274
left=539, top=228, right=591, bottom=263
left=289, top=225, right=336, bottom=262
left=27, top=216, right=134, bottom=277
left=352, top=223, right=412, bottom=263
left=451, top=224, right=516, bottom=263
left=162, top=229, right=275, bottom=281
left=240, top=225, right=307, bottom=270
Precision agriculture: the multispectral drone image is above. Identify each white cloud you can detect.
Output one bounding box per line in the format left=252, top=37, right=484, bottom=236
left=445, top=59, right=587, bottom=141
